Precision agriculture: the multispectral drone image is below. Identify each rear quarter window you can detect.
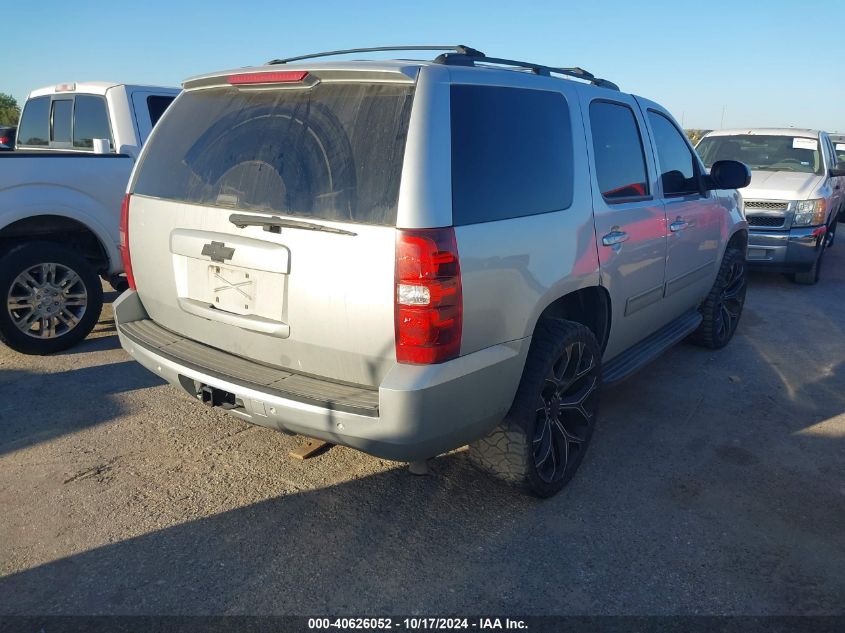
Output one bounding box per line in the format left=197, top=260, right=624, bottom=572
left=450, top=85, right=574, bottom=225
left=132, top=83, right=414, bottom=226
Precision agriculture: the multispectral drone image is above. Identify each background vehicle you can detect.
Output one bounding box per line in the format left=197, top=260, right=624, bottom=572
left=831, top=134, right=845, bottom=172
left=0, top=126, right=15, bottom=150
left=115, top=46, right=749, bottom=497
left=697, top=128, right=845, bottom=284
left=0, top=81, right=179, bottom=354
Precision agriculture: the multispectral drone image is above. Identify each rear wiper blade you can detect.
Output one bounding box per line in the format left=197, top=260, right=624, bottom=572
left=229, top=213, right=357, bottom=236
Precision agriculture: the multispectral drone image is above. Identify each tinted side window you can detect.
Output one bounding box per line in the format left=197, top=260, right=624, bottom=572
left=147, top=95, right=175, bottom=127
left=450, top=85, right=573, bottom=225
left=589, top=101, right=649, bottom=200
left=51, top=99, right=73, bottom=143
left=17, top=96, right=50, bottom=146
left=73, top=95, right=111, bottom=149
left=835, top=141, right=845, bottom=163
left=648, top=111, right=699, bottom=196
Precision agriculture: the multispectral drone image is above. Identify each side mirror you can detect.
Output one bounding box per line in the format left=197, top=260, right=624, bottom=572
left=830, top=161, right=845, bottom=177
left=707, top=160, right=751, bottom=190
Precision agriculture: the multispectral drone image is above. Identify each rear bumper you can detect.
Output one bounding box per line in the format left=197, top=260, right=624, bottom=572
left=114, top=290, right=529, bottom=461
left=746, top=225, right=825, bottom=273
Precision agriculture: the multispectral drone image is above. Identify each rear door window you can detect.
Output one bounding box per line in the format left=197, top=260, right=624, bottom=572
left=450, top=85, right=573, bottom=225
left=133, top=83, right=414, bottom=226
left=50, top=99, right=73, bottom=144
left=147, top=95, right=175, bottom=127
left=73, top=95, right=111, bottom=149
left=589, top=101, right=649, bottom=200
left=17, top=96, right=50, bottom=146
left=647, top=111, right=700, bottom=196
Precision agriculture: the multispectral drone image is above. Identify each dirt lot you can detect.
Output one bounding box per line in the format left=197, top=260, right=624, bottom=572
left=0, top=248, right=843, bottom=616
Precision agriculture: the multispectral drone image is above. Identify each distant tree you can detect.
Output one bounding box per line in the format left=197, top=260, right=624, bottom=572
left=0, top=93, right=21, bottom=126
left=684, top=129, right=710, bottom=145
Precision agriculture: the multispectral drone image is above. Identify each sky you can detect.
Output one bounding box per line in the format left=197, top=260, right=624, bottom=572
left=2, top=0, right=843, bottom=132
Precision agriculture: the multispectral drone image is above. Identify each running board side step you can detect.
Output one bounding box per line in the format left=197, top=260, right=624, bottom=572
left=602, top=309, right=702, bottom=385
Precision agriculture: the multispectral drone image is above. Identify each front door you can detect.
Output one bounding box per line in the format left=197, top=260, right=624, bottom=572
left=640, top=104, right=723, bottom=319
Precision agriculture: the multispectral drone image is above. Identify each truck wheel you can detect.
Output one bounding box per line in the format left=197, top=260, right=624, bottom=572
left=0, top=242, right=103, bottom=355
left=468, top=319, right=601, bottom=498
left=793, top=243, right=826, bottom=285
left=689, top=246, right=747, bottom=349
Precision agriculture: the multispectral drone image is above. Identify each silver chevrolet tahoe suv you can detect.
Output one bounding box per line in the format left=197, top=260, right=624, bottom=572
left=115, top=46, right=751, bottom=497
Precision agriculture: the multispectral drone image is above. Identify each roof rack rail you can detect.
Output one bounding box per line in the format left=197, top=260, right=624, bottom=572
left=267, top=45, right=484, bottom=66
left=433, top=52, right=619, bottom=90
left=265, top=45, right=618, bottom=90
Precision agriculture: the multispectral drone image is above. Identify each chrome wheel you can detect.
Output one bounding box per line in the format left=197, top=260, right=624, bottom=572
left=533, top=341, right=600, bottom=484
left=6, top=263, right=88, bottom=339
left=714, top=257, right=745, bottom=342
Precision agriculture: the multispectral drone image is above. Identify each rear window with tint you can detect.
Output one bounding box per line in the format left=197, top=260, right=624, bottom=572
left=51, top=99, right=73, bottom=143
left=147, top=95, right=175, bottom=127
left=73, top=95, right=111, bottom=149
left=17, top=96, right=50, bottom=146
left=133, top=83, right=414, bottom=226
left=450, top=85, right=573, bottom=225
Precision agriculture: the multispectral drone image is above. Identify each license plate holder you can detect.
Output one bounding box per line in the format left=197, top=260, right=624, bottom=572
left=208, top=264, right=257, bottom=315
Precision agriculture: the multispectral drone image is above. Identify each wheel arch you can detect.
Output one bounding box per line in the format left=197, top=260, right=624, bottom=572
left=533, top=286, right=612, bottom=354
left=726, top=228, right=748, bottom=253
left=0, top=215, right=111, bottom=274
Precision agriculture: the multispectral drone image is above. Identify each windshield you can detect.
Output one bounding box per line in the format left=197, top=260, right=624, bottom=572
left=132, top=82, right=415, bottom=226
left=696, top=134, right=823, bottom=175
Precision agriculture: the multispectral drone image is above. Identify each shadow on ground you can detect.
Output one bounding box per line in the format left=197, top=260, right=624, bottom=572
left=0, top=361, right=164, bottom=456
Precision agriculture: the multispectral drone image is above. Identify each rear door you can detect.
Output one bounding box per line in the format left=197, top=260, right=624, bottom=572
left=640, top=104, right=723, bottom=319
left=581, top=92, right=668, bottom=360
left=131, top=91, right=177, bottom=143
left=127, top=73, right=415, bottom=387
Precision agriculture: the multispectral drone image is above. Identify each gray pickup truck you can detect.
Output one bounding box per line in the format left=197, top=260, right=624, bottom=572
left=697, top=128, right=845, bottom=284
left=115, top=46, right=750, bottom=497
left=0, top=81, right=178, bottom=354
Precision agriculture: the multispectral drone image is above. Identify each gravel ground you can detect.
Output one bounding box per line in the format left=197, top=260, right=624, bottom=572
left=0, top=247, right=843, bottom=616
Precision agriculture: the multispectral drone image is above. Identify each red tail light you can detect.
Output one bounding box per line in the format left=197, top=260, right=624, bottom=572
left=119, top=194, right=136, bottom=290
left=228, top=71, right=309, bottom=85
left=0, top=136, right=8, bottom=145
left=395, top=228, right=462, bottom=364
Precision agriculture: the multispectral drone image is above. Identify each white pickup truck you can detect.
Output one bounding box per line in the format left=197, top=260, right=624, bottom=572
left=0, top=81, right=179, bottom=354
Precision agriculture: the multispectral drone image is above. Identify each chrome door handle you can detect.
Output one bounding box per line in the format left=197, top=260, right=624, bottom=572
left=669, top=218, right=689, bottom=232
left=601, top=230, right=629, bottom=247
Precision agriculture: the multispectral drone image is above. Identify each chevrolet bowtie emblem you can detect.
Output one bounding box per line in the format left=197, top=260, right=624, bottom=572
left=201, top=241, right=235, bottom=263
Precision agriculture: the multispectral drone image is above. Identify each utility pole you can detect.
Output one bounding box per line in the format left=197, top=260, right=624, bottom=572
left=720, top=105, right=727, bottom=129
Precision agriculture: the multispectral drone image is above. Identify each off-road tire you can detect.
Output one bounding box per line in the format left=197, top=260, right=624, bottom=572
left=468, top=319, right=602, bottom=498
left=0, top=241, right=103, bottom=355
left=689, top=246, right=747, bottom=349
